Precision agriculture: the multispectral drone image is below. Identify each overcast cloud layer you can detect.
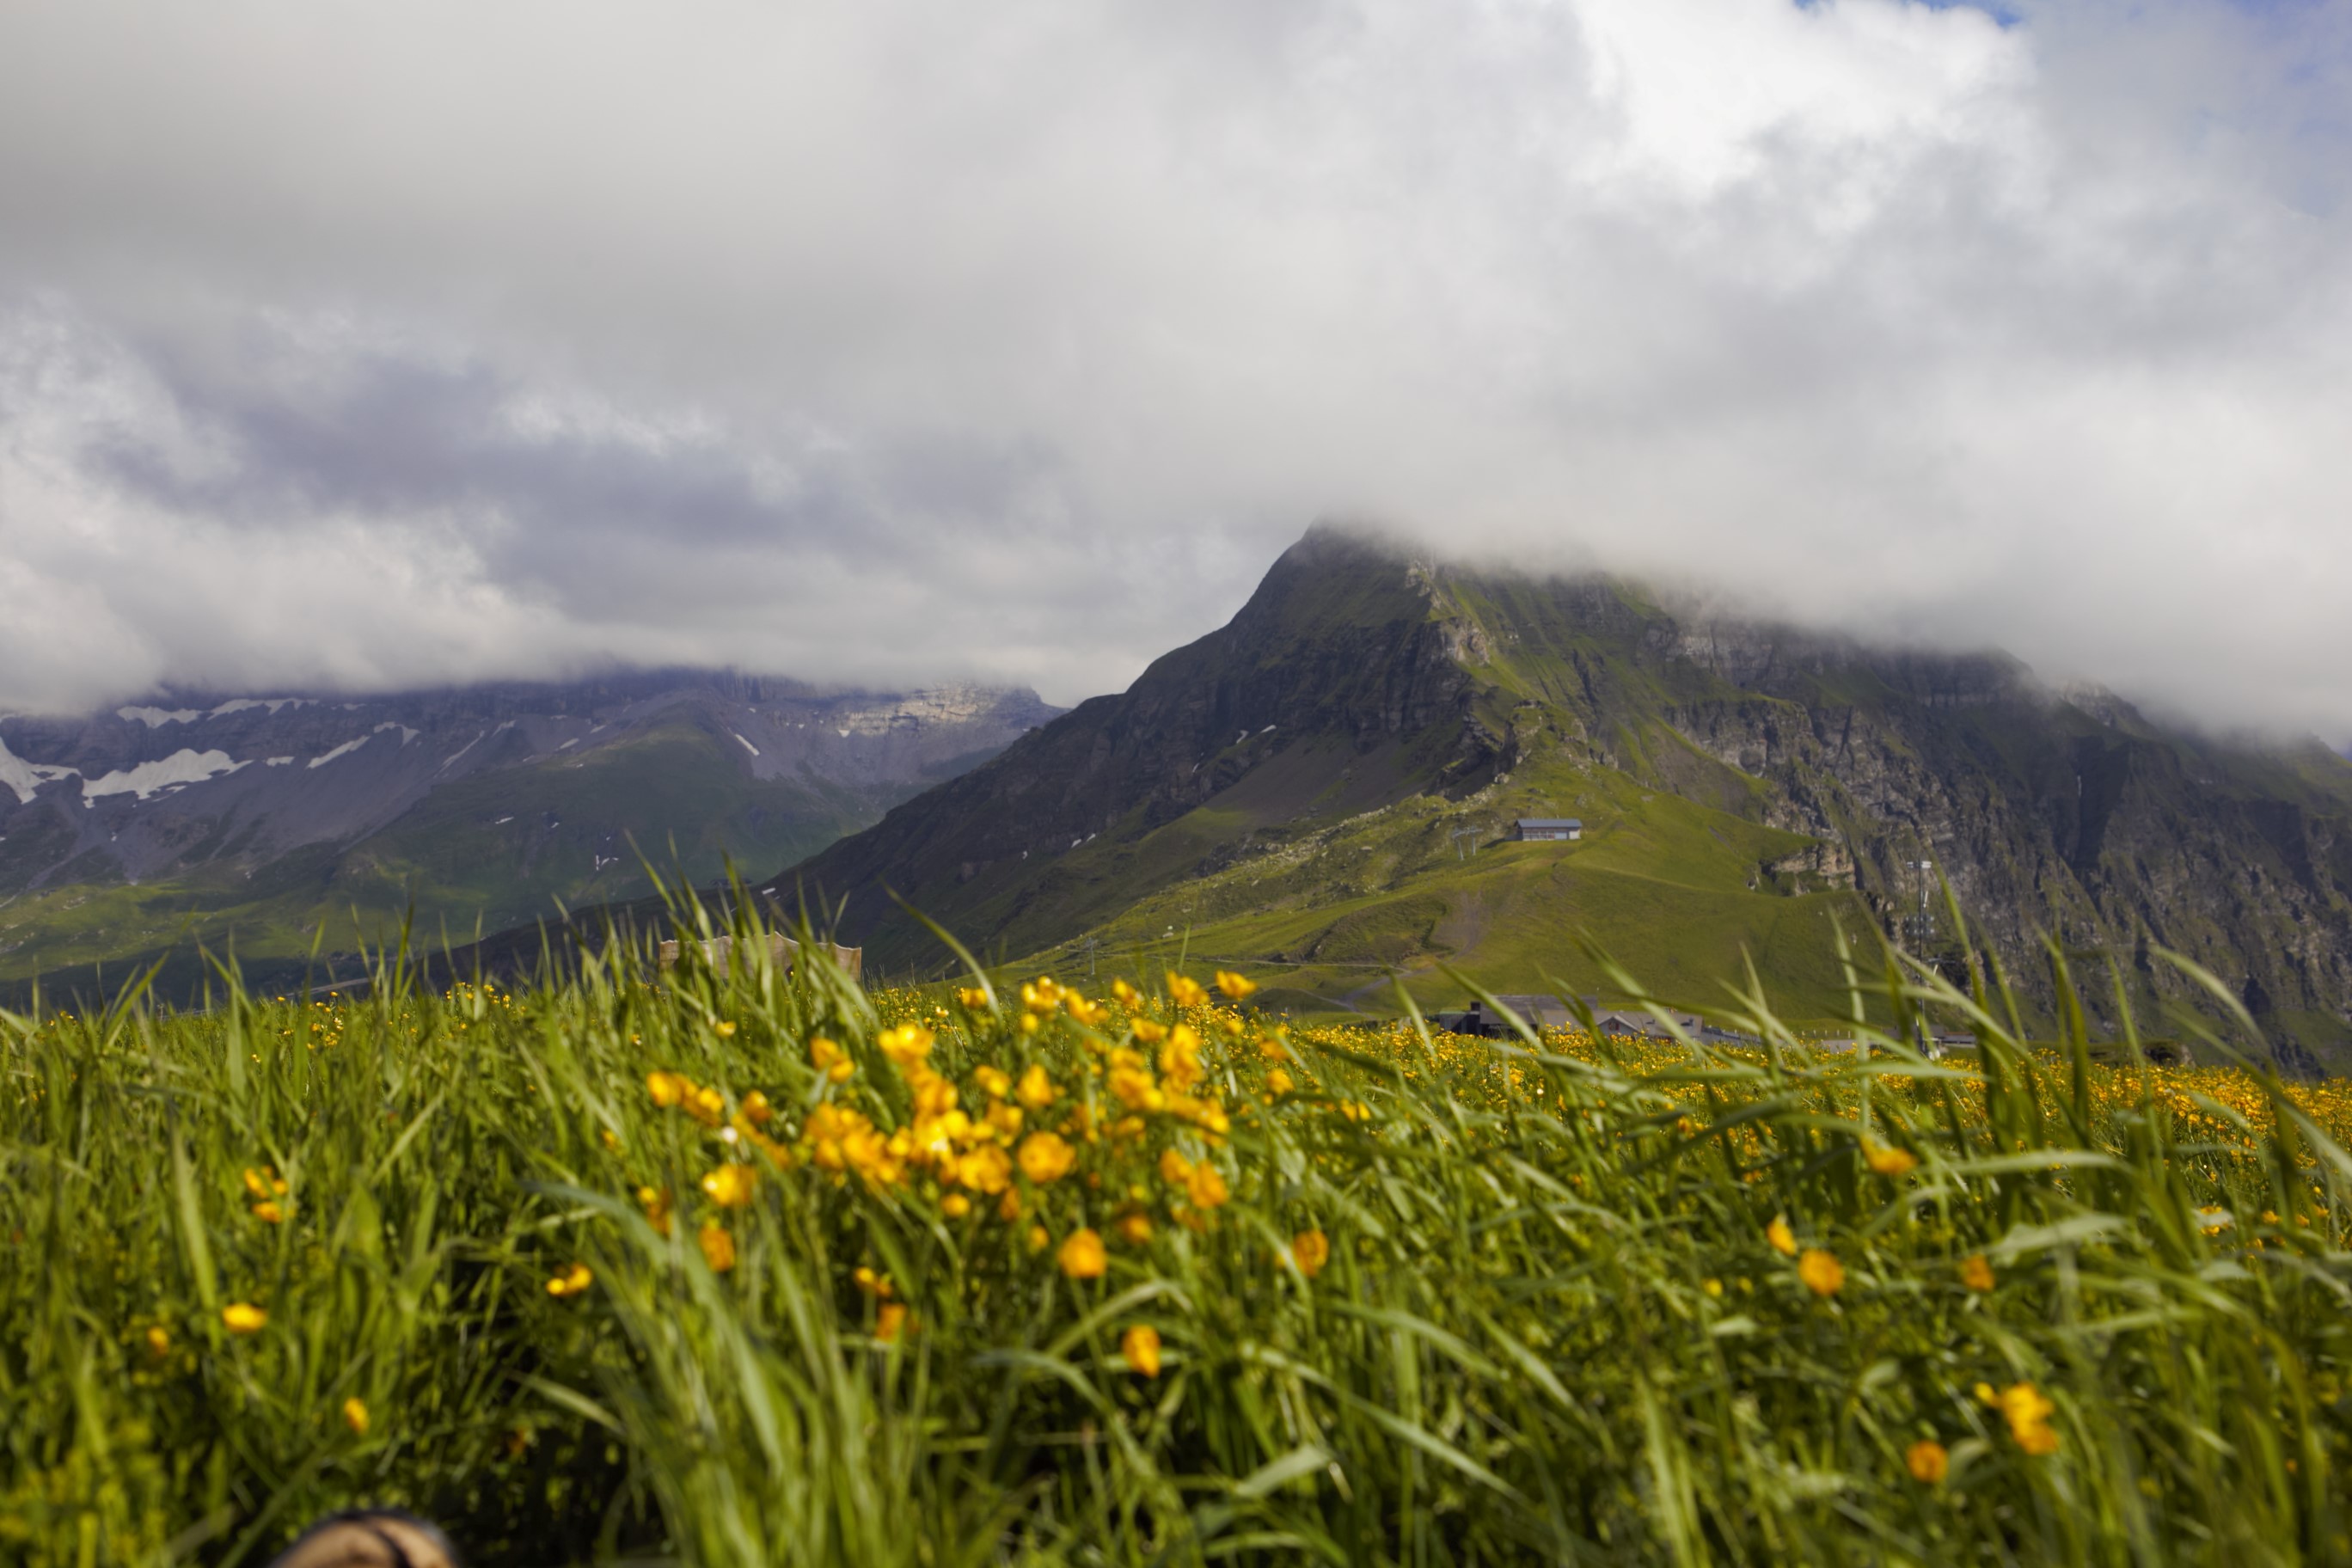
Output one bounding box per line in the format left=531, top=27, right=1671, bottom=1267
left=1, top=0, right=2348, bottom=732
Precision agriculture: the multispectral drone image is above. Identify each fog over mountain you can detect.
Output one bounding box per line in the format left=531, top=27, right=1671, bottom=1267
left=2, top=1, right=2348, bottom=734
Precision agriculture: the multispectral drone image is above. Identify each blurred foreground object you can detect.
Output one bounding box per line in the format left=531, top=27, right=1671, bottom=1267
left=270, top=1510, right=459, bottom=1568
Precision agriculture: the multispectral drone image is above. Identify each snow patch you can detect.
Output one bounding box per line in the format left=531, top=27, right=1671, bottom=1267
left=82, top=750, right=248, bottom=800
left=373, top=722, right=419, bottom=744
left=308, top=738, right=369, bottom=769
left=0, top=736, right=80, bottom=804
left=732, top=731, right=760, bottom=756
left=557, top=738, right=579, bottom=750
left=118, top=706, right=201, bottom=727
left=266, top=756, right=294, bottom=767
left=440, top=732, right=484, bottom=770
left=209, top=698, right=306, bottom=717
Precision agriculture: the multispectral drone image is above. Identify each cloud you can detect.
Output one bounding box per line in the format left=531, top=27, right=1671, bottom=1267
left=0, top=0, right=2346, bottom=732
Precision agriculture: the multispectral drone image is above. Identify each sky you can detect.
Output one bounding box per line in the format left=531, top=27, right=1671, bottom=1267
left=1, top=0, right=2348, bottom=734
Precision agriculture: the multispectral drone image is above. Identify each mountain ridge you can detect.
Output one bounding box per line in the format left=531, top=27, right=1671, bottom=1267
left=769, top=527, right=2352, bottom=1069
left=0, top=669, right=1057, bottom=1000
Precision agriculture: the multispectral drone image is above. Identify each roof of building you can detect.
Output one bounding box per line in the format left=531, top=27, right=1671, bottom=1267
left=1516, top=818, right=1583, bottom=829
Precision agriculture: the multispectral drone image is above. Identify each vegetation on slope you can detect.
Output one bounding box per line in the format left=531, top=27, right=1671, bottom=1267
left=7, top=896, right=2352, bottom=1564
left=0, top=720, right=893, bottom=1004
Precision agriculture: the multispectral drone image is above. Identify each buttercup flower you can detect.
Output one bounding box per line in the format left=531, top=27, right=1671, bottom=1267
left=1961, top=1254, right=1996, bottom=1293
left=1862, top=1140, right=1918, bottom=1177
left=1016, top=1064, right=1057, bottom=1110
left=646, top=1071, right=687, bottom=1107
left=1292, top=1228, right=1330, bottom=1278
left=1798, top=1248, right=1845, bottom=1297
left=222, top=1302, right=267, bottom=1334
left=1122, top=1323, right=1162, bottom=1378
left=1999, top=1383, right=2061, bottom=1455
left=343, top=1397, right=370, bottom=1436
left=1905, top=1440, right=1948, bottom=1484
left=1166, top=972, right=1208, bottom=1009
left=1018, top=1130, right=1076, bottom=1185
left=702, top=1164, right=757, bottom=1207
left=1059, top=1228, right=1108, bottom=1278
left=1767, top=1217, right=1798, bottom=1257
left=698, top=1222, right=736, bottom=1273
left=1215, top=971, right=1259, bottom=1001
left=547, top=1264, right=594, bottom=1299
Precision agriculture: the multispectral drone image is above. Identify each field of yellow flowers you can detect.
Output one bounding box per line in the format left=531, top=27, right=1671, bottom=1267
left=5, top=916, right=2352, bottom=1565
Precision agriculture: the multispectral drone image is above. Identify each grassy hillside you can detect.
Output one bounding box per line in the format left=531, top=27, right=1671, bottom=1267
left=771, top=531, right=2352, bottom=1068
left=7, top=916, right=2350, bottom=1564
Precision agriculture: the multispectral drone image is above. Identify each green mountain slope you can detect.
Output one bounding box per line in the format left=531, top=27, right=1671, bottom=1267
left=776, top=528, right=2352, bottom=1067
left=0, top=677, right=1056, bottom=1003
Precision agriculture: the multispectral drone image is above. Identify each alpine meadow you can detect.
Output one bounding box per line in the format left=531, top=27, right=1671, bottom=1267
left=7, top=886, right=2352, bottom=1564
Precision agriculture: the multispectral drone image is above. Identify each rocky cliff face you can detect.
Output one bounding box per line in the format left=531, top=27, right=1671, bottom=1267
left=774, top=529, right=2352, bottom=1066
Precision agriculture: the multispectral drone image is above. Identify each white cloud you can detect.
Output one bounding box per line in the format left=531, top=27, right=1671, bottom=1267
left=0, top=0, right=2346, bottom=733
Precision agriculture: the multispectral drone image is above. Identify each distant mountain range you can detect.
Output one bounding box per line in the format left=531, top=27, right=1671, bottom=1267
left=768, top=527, right=2352, bottom=1071
left=0, top=671, right=1057, bottom=1000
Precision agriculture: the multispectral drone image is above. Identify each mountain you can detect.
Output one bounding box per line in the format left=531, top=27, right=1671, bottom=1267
left=0, top=671, right=1057, bottom=1001
left=773, top=527, right=2352, bottom=1070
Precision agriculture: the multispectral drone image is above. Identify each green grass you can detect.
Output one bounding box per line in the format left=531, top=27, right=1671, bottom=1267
left=6, top=897, right=2352, bottom=1565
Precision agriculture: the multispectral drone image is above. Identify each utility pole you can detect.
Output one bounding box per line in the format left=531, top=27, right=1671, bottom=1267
left=1450, top=827, right=1481, bottom=861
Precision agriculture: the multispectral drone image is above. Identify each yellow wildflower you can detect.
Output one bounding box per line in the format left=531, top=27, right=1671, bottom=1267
left=646, top=1070, right=687, bottom=1107
left=343, top=1397, right=370, bottom=1436
left=1862, top=1140, right=1918, bottom=1177
left=1117, top=1210, right=1154, bottom=1246
left=251, top=1201, right=284, bottom=1224
left=1702, top=1277, right=1723, bottom=1298
left=546, top=1264, right=593, bottom=1299
left=686, top=1085, right=726, bottom=1128
left=1111, top=977, right=1141, bottom=1008
left=1018, top=1130, right=1077, bottom=1185
left=1026, top=1224, right=1050, bottom=1253
left=941, top=1193, right=972, bottom=1218
left=1905, top=1439, right=1948, bottom=1484
left=223, top=1302, right=267, bottom=1334
left=1131, top=1018, right=1167, bottom=1044
left=698, top=1222, right=736, bottom=1273
left=1059, top=1228, right=1108, bottom=1279
left=1798, top=1248, right=1844, bottom=1297
left=957, top=986, right=992, bottom=1009
left=854, top=1266, right=894, bottom=1298
left=1158, top=1148, right=1193, bottom=1185
left=1767, top=1216, right=1798, bottom=1257
left=741, top=1090, right=775, bottom=1124
left=1293, top=1228, right=1330, bottom=1278
left=810, top=1037, right=854, bottom=1082
left=144, top=1326, right=171, bottom=1360
left=876, top=1302, right=910, bottom=1342
left=1998, top=1383, right=2060, bottom=1455
left=1016, top=1063, right=1057, bottom=1110
left=1160, top=1025, right=1204, bottom=1092
left=878, top=1025, right=934, bottom=1066
left=1185, top=1162, right=1231, bottom=1210
left=974, top=1064, right=1012, bottom=1099
left=1215, top=971, right=1259, bottom=1001
left=1167, top=972, right=1208, bottom=1009
left=1961, top=1254, right=1996, bottom=1293
left=242, top=1166, right=288, bottom=1200
left=713, top=1020, right=737, bottom=1038
left=954, top=1144, right=1014, bottom=1195
left=636, top=1185, right=673, bottom=1237
left=701, top=1164, right=757, bottom=1208
left=1122, top=1323, right=1162, bottom=1378
left=1266, top=1067, right=1295, bottom=1095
